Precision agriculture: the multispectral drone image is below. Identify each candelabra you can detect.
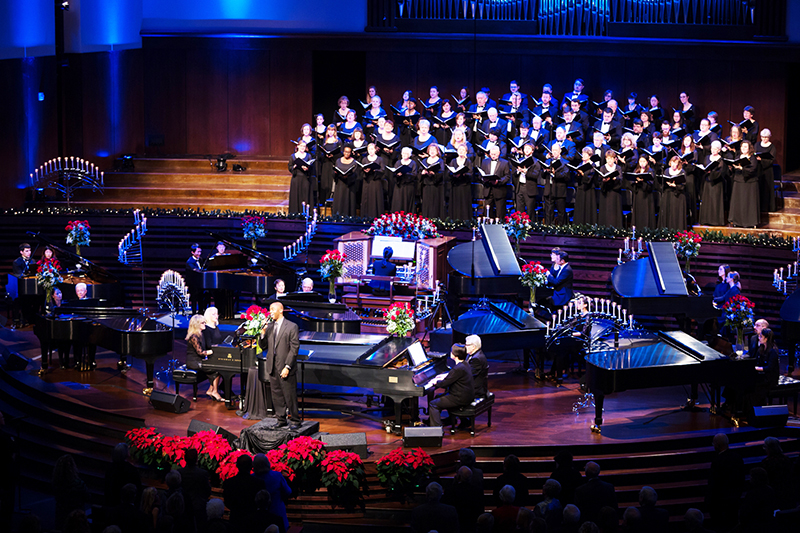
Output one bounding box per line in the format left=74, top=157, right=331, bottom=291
left=29, top=156, right=104, bottom=208
left=772, top=238, right=800, bottom=295
left=283, top=203, right=318, bottom=261
left=617, top=226, right=645, bottom=264
left=156, top=270, right=192, bottom=316
left=118, top=209, right=149, bottom=307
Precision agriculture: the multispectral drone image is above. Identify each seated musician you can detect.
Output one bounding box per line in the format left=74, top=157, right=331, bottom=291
left=209, top=241, right=234, bottom=319
left=186, top=243, right=205, bottom=314
left=274, top=278, right=287, bottom=298
left=301, top=277, right=315, bottom=293
left=185, top=314, right=223, bottom=402
left=50, top=288, right=72, bottom=369
left=545, top=248, right=574, bottom=311
left=748, top=319, right=769, bottom=358
left=74, top=282, right=88, bottom=300
left=713, top=271, right=741, bottom=337
left=369, top=247, right=397, bottom=296
left=203, top=306, right=225, bottom=346
left=12, top=242, right=33, bottom=277
left=427, top=344, right=475, bottom=428
left=465, top=335, right=489, bottom=399
left=723, top=327, right=780, bottom=419
left=549, top=297, right=592, bottom=387
left=11, top=242, right=34, bottom=327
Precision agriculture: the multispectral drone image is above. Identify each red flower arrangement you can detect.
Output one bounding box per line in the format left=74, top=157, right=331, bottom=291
left=504, top=211, right=533, bottom=251
left=216, top=449, right=254, bottom=482
left=65, top=220, right=91, bottom=253
left=384, top=301, right=415, bottom=337
left=267, top=448, right=295, bottom=482
left=125, top=427, right=233, bottom=472
left=376, top=447, right=434, bottom=493
left=320, top=450, right=366, bottom=506
left=674, top=230, right=702, bottom=272
left=363, top=211, right=441, bottom=240
left=723, top=294, right=755, bottom=346
left=319, top=249, right=347, bottom=281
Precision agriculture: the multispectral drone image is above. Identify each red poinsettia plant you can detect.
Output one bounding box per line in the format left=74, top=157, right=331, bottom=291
left=320, top=450, right=366, bottom=491
left=125, top=427, right=233, bottom=473
left=267, top=448, right=296, bottom=482
left=271, top=436, right=327, bottom=491
left=216, top=449, right=254, bottom=482
left=376, top=447, right=434, bottom=493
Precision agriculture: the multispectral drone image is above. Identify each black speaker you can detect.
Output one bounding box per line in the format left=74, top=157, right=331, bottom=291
left=403, top=426, right=443, bottom=447
left=750, top=405, right=789, bottom=428
left=1, top=352, right=30, bottom=371
left=150, top=390, right=190, bottom=414
left=320, top=432, right=369, bottom=459
left=188, top=419, right=237, bottom=446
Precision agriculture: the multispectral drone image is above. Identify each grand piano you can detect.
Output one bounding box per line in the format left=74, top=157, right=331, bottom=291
left=35, top=303, right=173, bottom=391
left=287, top=332, right=450, bottom=434
left=278, top=292, right=362, bottom=334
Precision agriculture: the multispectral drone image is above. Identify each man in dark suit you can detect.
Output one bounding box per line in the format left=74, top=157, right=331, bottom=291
left=177, top=448, right=212, bottom=527
left=258, top=302, right=301, bottom=429
left=501, top=92, right=530, bottom=140
left=574, top=461, right=618, bottom=525
left=501, top=80, right=529, bottom=109
left=479, top=107, right=508, bottom=144
left=186, top=243, right=205, bottom=314
left=638, top=486, right=669, bottom=533
left=480, top=146, right=511, bottom=220
left=223, top=454, right=266, bottom=529
left=748, top=319, right=769, bottom=357
left=428, top=344, right=475, bottom=427
left=411, top=482, right=459, bottom=533
left=593, top=108, right=623, bottom=149
left=12, top=242, right=32, bottom=277
left=465, top=334, right=489, bottom=398
left=369, top=246, right=397, bottom=295
left=543, top=144, right=570, bottom=226
left=705, top=433, right=744, bottom=533
left=562, top=78, right=589, bottom=110
left=546, top=248, right=574, bottom=307
left=532, top=90, right=557, bottom=132
left=10, top=242, right=35, bottom=327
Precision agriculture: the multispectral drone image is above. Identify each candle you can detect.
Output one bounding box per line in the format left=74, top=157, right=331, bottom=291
left=629, top=314, right=634, bottom=327
left=623, top=309, right=627, bottom=323
left=638, top=238, right=643, bottom=253
left=624, top=237, right=630, bottom=252
left=780, top=267, right=784, bottom=279
left=546, top=322, right=550, bottom=336
left=558, top=309, right=562, bottom=324
left=618, top=248, right=623, bottom=262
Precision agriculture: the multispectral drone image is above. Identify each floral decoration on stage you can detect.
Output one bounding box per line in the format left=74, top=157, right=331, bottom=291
left=520, top=260, right=549, bottom=307
left=125, top=427, right=233, bottom=474
left=240, top=305, right=270, bottom=352
left=35, top=257, right=63, bottom=305
left=320, top=450, right=367, bottom=507
left=673, top=230, right=702, bottom=272
left=271, top=436, right=327, bottom=492
left=723, top=294, right=755, bottom=347
left=242, top=215, right=267, bottom=249
left=384, top=301, right=415, bottom=337
left=320, top=249, right=347, bottom=300
left=65, top=219, right=91, bottom=255
left=216, top=449, right=254, bottom=481
left=363, top=211, right=441, bottom=240
left=376, top=447, right=434, bottom=494
left=504, top=211, right=533, bottom=253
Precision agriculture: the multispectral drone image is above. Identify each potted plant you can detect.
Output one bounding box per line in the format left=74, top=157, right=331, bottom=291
left=320, top=449, right=367, bottom=509
left=320, top=249, right=346, bottom=303
left=376, top=447, right=434, bottom=500
left=272, top=436, right=327, bottom=493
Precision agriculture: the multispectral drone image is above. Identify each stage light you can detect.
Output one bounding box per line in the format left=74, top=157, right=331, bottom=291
left=38, top=92, right=44, bottom=101
left=61, top=1, right=70, bottom=11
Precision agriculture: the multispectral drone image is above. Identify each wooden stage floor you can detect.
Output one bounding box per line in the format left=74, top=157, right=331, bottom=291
left=1, top=324, right=763, bottom=461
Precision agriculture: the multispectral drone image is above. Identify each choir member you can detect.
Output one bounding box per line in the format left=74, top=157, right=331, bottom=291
left=480, top=86, right=498, bottom=109
left=713, top=265, right=731, bottom=298
left=670, top=109, right=687, bottom=138
left=659, top=121, right=679, bottom=147
left=660, top=156, right=687, bottom=230
left=479, top=107, right=507, bottom=144
left=335, top=95, right=352, bottom=126
left=570, top=99, right=591, bottom=138
left=679, top=135, right=698, bottom=224
left=313, top=114, right=327, bottom=145
left=543, top=144, right=569, bottom=225
left=510, top=121, right=531, bottom=156
left=447, top=128, right=475, bottom=159
left=452, top=112, right=472, bottom=143
left=288, top=140, right=314, bottom=213
left=479, top=127, right=507, bottom=160
left=593, top=107, right=622, bottom=149
left=529, top=115, right=550, bottom=154
left=362, top=95, right=387, bottom=135
left=588, top=131, right=610, bottom=165
left=398, top=98, right=420, bottom=147
left=378, top=119, right=401, bottom=206
left=447, top=144, right=474, bottom=220
left=332, top=145, right=358, bottom=216
left=454, top=86, right=471, bottom=114
left=339, top=109, right=361, bottom=138
left=319, top=124, right=342, bottom=204
left=396, top=90, right=413, bottom=113
left=678, top=91, right=696, bottom=131
left=707, top=111, right=723, bottom=135
left=741, top=106, right=759, bottom=144
left=617, top=133, right=639, bottom=172
left=366, top=85, right=377, bottom=102
left=594, top=89, right=613, bottom=118
left=480, top=145, right=511, bottom=220
left=422, top=86, right=442, bottom=120
left=597, top=149, right=623, bottom=227
left=348, top=127, right=368, bottom=158
left=549, top=125, right=578, bottom=164
left=560, top=108, right=584, bottom=147
left=756, top=129, right=777, bottom=213
left=390, top=147, right=418, bottom=213
left=630, top=119, right=650, bottom=149
left=628, top=155, right=656, bottom=228
left=468, top=91, right=489, bottom=129
left=420, top=144, right=445, bottom=219
left=432, top=99, right=456, bottom=145
left=503, top=79, right=529, bottom=108
left=648, top=95, right=665, bottom=124
left=698, top=140, right=728, bottom=226
left=639, top=111, right=655, bottom=136
left=359, top=143, right=386, bottom=219
left=298, top=123, right=316, bottom=156
left=562, top=78, right=589, bottom=109
left=723, top=124, right=744, bottom=156
left=622, top=92, right=644, bottom=126
left=605, top=99, right=624, bottom=123
left=728, top=140, right=760, bottom=228
left=693, top=118, right=719, bottom=161
left=513, top=142, right=541, bottom=217
left=502, top=92, right=530, bottom=139
left=412, top=119, right=438, bottom=155
left=533, top=90, right=556, bottom=130
left=572, top=147, right=597, bottom=225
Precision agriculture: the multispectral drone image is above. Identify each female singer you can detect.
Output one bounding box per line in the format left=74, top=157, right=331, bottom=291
left=679, top=91, right=696, bottom=131
left=396, top=90, right=413, bottom=113
left=618, top=133, right=639, bottom=172
left=289, top=140, right=314, bottom=213
left=639, top=111, right=655, bottom=136
left=756, top=129, right=777, bottom=213
left=363, top=95, right=387, bottom=136
left=360, top=143, right=386, bottom=219
left=452, top=112, right=472, bottom=143
left=339, top=110, right=361, bottom=138
left=629, top=155, right=656, bottom=228
left=333, top=145, right=358, bottom=216
left=185, top=314, right=222, bottom=402
left=698, top=140, right=728, bottom=226
left=348, top=127, right=368, bottom=158
left=679, top=135, right=698, bottom=224
left=202, top=306, right=224, bottom=346
left=728, top=140, right=760, bottom=228
left=572, top=147, right=597, bottom=225
left=447, top=128, right=474, bottom=160
left=298, top=123, right=316, bottom=157
left=648, top=95, right=664, bottom=123
left=423, top=86, right=442, bottom=120
left=741, top=106, right=760, bottom=144
left=420, top=144, right=445, bottom=219
left=378, top=119, right=401, bottom=207
left=670, top=110, right=686, bottom=136
left=313, top=114, right=327, bottom=145
left=659, top=156, right=687, bottom=230
left=412, top=119, right=437, bottom=154
left=391, top=146, right=418, bottom=213
left=723, top=125, right=744, bottom=156
left=433, top=99, right=456, bottom=145
left=319, top=125, right=341, bottom=205
left=597, top=149, right=623, bottom=227
left=398, top=98, right=420, bottom=147
left=447, top=144, right=474, bottom=220
left=335, top=96, right=352, bottom=126
left=455, top=86, right=471, bottom=114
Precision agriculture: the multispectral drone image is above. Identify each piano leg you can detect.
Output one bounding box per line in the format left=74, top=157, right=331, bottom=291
left=592, top=392, right=605, bottom=433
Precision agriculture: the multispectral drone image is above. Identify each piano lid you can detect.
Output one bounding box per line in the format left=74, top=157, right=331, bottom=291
left=611, top=241, right=688, bottom=298
left=28, top=232, right=118, bottom=284
left=208, top=232, right=296, bottom=276
left=447, top=223, right=522, bottom=278
left=453, top=300, right=545, bottom=336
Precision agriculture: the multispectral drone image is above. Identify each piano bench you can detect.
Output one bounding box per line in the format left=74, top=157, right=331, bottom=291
left=449, top=392, right=495, bottom=437
left=172, top=365, right=208, bottom=402
left=767, top=375, right=800, bottom=415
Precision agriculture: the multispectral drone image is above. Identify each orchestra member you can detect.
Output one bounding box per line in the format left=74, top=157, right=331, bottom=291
left=288, top=140, right=313, bottom=214
left=301, top=278, right=314, bottom=293
left=698, top=140, right=728, bottom=227
left=52, top=287, right=63, bottom=307
left=480, top=145, right=511, bottom=220
left=420, top=143, right=445, bottom=219
left=660, top=156, right=687, bottom=230
left=543, top=143, right=569, bottom=225
left=597, top=149, right=623, bottom=228
left=369, top=247, right=396, bottom=296
left=258, top=302, right=301, bottom=430
left=427, top=344, right=475, bottom=428
left=319, top=125, right=342, bottom=205
left=391, top=147, right=418, bottom=214
left=728, top=140, right=760, bottom=228
left=447, top=144, right=474, bottom=221
left=274, top=278, right=287, bottom=298
left=514, top=142, right=541, bottom=218
left=185, top=314, right=223, bottom=402
left=756, top=129, right=776, bottom=213
left=203, top=306, right=224, bottom=346
left=332, top=145, right=358, bottom=216
left=573, top=147, right=597, bottom=225
left=360, top=142, right=386, bottom=219
left=628, top=155, right=656, bottom=228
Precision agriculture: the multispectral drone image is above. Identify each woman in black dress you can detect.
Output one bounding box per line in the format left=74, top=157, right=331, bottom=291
left=339, top=110, right=361, bottom=139
left=728, top=140, right=760, bottom=227
left=572, top=147, right=597, bottom=225
left=298, top=123, right=316, bottom=157
left=670, top=109, right=686, bottom=138
left=391, top=147, right=418, bottom=213
left=333, top=145, right=358, bottom=216
left=698, top=140, right=728, bottom=226
left=659, top=156, right=687, bottom=230
left=334, top=95, right=352, bottom=127
left=597, top=150, right=623, bottom=227
left=648, top=94, right=664, bottom=124
left=288, top=140, right=314, bottom=213
left=377, top=119, right=401, bottom=207
left=319, top=125, right=341, bottom=205
left=618, top=133, right=639, bottom=172
left=454, top=86, right=472, bottom=114
left=420, top=144, right=445, bottom=219
left=412, top=119, right=437, bottom=155
left=362, top=95, right=387, bottom=138
left=756, top=128, right=777, bottom=213
left=185, top=314, right=222, bottom=401
left=360, top=143, right=386, bottom=219
left=679, top=135, right=699, bottom=224
left=347, top=127, right=369, bottom=159
left=398, top=98, right=421, bottom=148
left=202, top=306, right=224, bottom=346
left=433, top=99, right=456, bottom=146
left=447, top=144, right=474, bottom=220
left=629, top=155, right=656, bottom=228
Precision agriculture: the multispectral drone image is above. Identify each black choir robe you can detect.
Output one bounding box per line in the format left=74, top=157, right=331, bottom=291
left=447, top=157, right=474, bottom=221
left=628, top=170, right=656, bottom=229
left=332, top=157, right=358, bottom=216
left=698, top=156, right=728, bottom=227
left=597, top=164, right=623, bottom=228
left=756, top=142, right=776, bottom=213
left=390, top=159, right=419, bottom=213
left=318, top=139, right=342, bottom=202
left=360, top=155, right=386, bottom=219
left=420, top=157, right=445, bottom=219
left=288, top=153, right=313, bottom=214
left=572, top=166, right=597, bottom=225
left=660, top=170, right=687, bottom=230
left=728, top=154, right=760, bottom=227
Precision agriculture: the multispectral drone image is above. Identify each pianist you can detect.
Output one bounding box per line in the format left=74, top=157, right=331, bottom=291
left=465, top=335, right=489, bottom=399
left=546, top=248, right=574, bottom=309
left=427, top=344, right=475, bottom=428
left=274, top=278, right=287, bottom=298
left=301, top=278, right=315, bottom=293
left=203, top=306, right=225, bottom=346
left=75, top=282, right=88, bottom=300
left=258, top=302, right=301, bottom=429
left=209, top=242, right=235, bottom=319
left=186, top=314, right=223, bottom=402
left=12, top=242, right=33, bottom=277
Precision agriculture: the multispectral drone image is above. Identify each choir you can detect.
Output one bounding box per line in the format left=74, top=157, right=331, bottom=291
left=288, top=80, right=776, bottom=228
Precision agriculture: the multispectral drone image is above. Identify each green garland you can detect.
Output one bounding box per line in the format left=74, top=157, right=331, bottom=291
left=2, top=207, right=792, bottom=248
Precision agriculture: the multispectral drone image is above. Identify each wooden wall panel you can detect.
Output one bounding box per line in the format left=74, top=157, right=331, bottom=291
left=268, top=49, right=312, bottom=156
left=80, top=53, right=114, bottom=169
left=228, top=49, right=271, bottom=155
left=117, top=49, right=145, bottom=156
left=185, top=48, right=229, bottom=154
left=143, top=47, right=187, bottom=155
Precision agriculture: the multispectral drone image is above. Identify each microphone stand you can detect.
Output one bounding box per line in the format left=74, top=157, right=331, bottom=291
left=470, top=227, right=476, bottom=288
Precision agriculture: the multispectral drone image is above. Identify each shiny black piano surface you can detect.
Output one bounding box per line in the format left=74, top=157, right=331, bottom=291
left=447, top=223, right=523, bottom=298
left=280, top=296, right=362, bottom=334
left=452, top=300, right=546, bottom=349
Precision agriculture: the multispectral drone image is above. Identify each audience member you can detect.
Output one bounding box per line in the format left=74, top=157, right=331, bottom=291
left=621, top=507, right=642, bottom=533
left=475, top=513, right=494, bottom=533
left=104, top=443, right=142, bottom=507
left=534, top=478, right=563, bottom=532
left=442, top=466, right=484, bottom=533
left=222, top=454, right=266, bottom=528
left=252, top=453, right=292, bottom=531
left=459, top=448, right=484, bottom=490
left=760, top=436, right=797, bottom=510
left=178, top=448, right=212, bottom=529
left=63, top=509, right=90, bottom=533
left=243, top=490, right=285, bottom=533
left=491, top=485, right=520, bottom=533
left=16, top=514, right=42, bottom=533
left=738, top=467, right=776, bottom=532
left=159, top=492, right=191, bottom=533
left=562, top=504, right=582, bottom=533
left=493, top=455, right=529, bottom=506
left=139, top=486, right=161, bottom=532
left=0, top=411, right=19, bottom=520
left=597, top=505, right=619, bottom=533
left=52, top=455, right=92, bottom=529
left=104, top=483, right=140, bottom=533
left=529, top=516, right=547, bottom=533
left=683, top=508, right=713, bottom=533
left=574, top=462, right=617, bottom=525
left=638, top=486, right=668, bottom=533
left=579, top=522, right=600, bottom=533
left=705, top=433, right=744, bottom=533
left=200, top=499, right=228, bottom=533
left=550, top=450, right=583, bottom=505
left=410, top=482, right=459, bottom=533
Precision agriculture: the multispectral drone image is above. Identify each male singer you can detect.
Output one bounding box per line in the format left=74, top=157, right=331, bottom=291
left=11, top=243, right=34, bottom=327
left=546, top=248, right=574, bottom=308
left=480, top=146, right=511, bottom=220
left=259, top=302, right=301, bottom=429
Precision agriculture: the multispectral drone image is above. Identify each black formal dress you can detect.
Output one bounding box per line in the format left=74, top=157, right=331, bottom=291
left=318, top=139, right=341, bottom=204
left=332, top=157, right=358, bottom=216
left=680, top=149, right=699, bottom=224
left=698, top=155, right=728, bottom=226
left=728, top=154, right=760, bottom=227
left=288, top=153, right=313, bottom=214
left=659, top=170, right=687, bottom=230
left=429, top=361, right=475, bottom=427
left=572, top=166, right=597, bottom=225
left=390, top=159, right=418, bottom=213
left=412, top=134, right=437, bottom=156
left=185, top=333, right=219, bottom=383
left=628, top=170, right=656, bottom=228
left=420, top=157, right=445, bottom=219
left=756, top=142, right=777, bottom=213
left=369, top=258, right=397, bottom=295
left=447, top=157, right=474, bottom=221
left=433, top=111, right=457, bottom=145
left=597, top=164, right=623, bottom=227
left=359, top=155, right=386, bottom=219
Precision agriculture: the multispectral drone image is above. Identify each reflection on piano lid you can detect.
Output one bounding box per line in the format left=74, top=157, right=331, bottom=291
left=447, top=223, right=523, bottom=297
left=452, top=300, right=546, bottom=350
left=281, top=296, right=362, bottom=334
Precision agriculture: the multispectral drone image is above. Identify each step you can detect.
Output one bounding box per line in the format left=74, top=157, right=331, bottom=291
left=75, top=186, right=289, bottom=202
left=105, top=172, right=290, bottom=187
left=691, top=224, right=800, bottom=238
left=30, top=198, right=290, bottom=213
left=125, top=157, right=289, bottom=172
left=768, top=209, right=800, bottom=226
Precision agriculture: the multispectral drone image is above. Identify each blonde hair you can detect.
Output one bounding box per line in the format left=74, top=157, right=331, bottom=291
left=204, top=307, right=219, bottom=328
left=186, top=314, right=205, bottom=341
